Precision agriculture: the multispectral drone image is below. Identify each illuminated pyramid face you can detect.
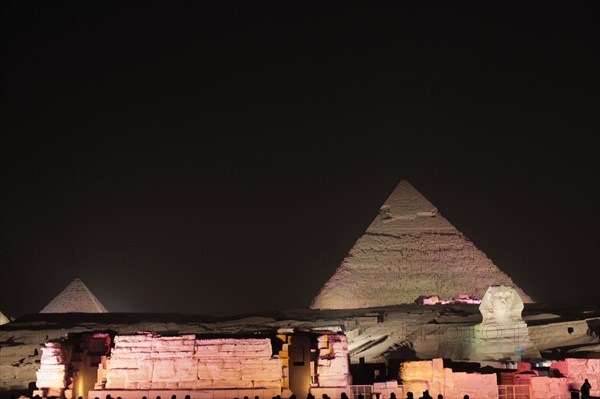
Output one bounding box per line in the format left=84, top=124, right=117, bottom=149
left=0, top=311, right=10, bottom=325
left=311, top=181, right=532, bottom=309
left=40, top=278, right=108, bottom=313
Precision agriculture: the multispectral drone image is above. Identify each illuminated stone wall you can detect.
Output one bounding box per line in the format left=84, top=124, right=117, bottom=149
left=99, top=333, right=282, bottom=391
left=399, top=358, right=498, bottom=399
left=35, top=342, right=72, bottom=397
left=551, top=358, right=600, bottom=396
left=529, top=377, right=570, bottom=399
left=316, top=334, right=349, bottom=388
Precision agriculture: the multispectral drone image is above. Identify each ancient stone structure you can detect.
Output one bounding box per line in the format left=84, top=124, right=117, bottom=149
left=35, top=342, right=72, bottom=398
left=399, top=358, right=498, bottom=399
left=30, top=331, right=350, bottom=399
left=551, top=358, right=600, bottom=396
left=0, top=311, right=9, bottom=326
left=88, top=333, right=284, bottom=399
left=311, top=181, right=532, bottom=309
left=396, top=357, right=600, bottom=399
left=40, top=279, right=108, bottom=313
left=465, top=285, right=538, bottom=361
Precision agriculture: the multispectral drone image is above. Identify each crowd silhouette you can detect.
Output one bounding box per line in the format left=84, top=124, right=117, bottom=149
left=24, top=377, right=595, bottom=399
left=27, top=392, right=473, bottom=399
left=26, top=393, right=474, bottom=399
left=26, top=393, right=478, bottom=399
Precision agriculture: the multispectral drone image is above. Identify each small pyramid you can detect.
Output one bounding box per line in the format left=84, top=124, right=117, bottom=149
left=40, top=278, right=108, bottom=313
left=0, top=310, right=10, bottom=325
left=311, top=181, right=532, bottom=309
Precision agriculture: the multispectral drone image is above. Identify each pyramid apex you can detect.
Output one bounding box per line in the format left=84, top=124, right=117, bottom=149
left=40, top=278, right=108, bottom=313
left=368, top=180, right=440, bottom=230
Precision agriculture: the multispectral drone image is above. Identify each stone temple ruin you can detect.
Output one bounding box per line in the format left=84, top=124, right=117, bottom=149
left=1, top=181, right=599, bottom=399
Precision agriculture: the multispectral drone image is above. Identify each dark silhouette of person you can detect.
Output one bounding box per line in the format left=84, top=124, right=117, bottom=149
left=156, top=396, right=161, bottom=399
left=390, top=394, right=396, bottom=399
left=341, top=393, right=349, bottom=399
left=289, top=395, right=295, bottom=399
left=171, top=395, right=176, bottom=399
left=419, top=391, right=432, bottom=399
left=358, top=395, right=364, bottom=399
left=106, top=395, right=112, bottom=399
left=78, top=396, right=83, bottom=399
left=244, top=396, right=249, bottom=399
left=185, top=396, right=190, bottom=399
left=581, top=378, right=592, bottom=398
left=463, top=395, right=469, bottom=399
left=437, top=395, right=443, bottom=399
left=406, top=393, right=414, bottom=399
left=255, top=396, right=261, bottom=399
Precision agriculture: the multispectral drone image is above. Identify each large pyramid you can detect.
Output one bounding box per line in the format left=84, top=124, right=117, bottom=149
left=40, top=278, right=108, bottom=313
left=311, top=181, right=532, bottom=309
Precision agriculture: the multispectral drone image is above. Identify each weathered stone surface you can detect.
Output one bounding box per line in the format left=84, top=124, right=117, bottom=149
left=311, top=181, right=532, bottom=309
left=40, top=279, right=108, bottom=313
left=399, top=359, right=498, bottom=399
left=35, top=342, right=71, bottom=390
left=103, top=333, right=283, bottom=392
left=530, top=377, right=570, bottom=399
left=551, top=358, right=600, bottom=395
left=317, top=334, right=349, bottom=388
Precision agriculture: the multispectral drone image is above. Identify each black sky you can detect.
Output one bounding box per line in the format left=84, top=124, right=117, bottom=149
left=1, top=0, right=598, bottom=318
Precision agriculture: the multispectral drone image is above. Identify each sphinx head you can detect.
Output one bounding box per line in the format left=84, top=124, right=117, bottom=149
left=479, top=285, right=524, bottom=324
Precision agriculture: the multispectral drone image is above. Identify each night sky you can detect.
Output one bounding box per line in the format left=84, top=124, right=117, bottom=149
left=1, top=1, right=598, bottom=318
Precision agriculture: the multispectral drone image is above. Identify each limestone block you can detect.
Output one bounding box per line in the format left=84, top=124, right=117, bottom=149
left=105, top=372, right=126, bottom=390
left=192, top=379, right=214, bottom=389
left=110, top=347, right=152, bottom=357
left=252, top=379, right=281, bottom=388
left=530, top=377, right=570, bottom=399
left=152, top=359, right=177, bottom=381
left=36, top=367, right=66, bottom=389
left=150, top=381, right=179, bottom=389
left=124, top=362, right=154, bottom=384
left=318, top=375, right=348, bottom=387
left=107, top=357, right=141, bottom=369
left=449, top=373, right=498, bottom=399
left=399, top=361, right=433, bottom=383
left=153, top=339, right=195, bottom=353
left=106, top=373, right=127, bottom=389
left=332, top=342, right=347, bottom=352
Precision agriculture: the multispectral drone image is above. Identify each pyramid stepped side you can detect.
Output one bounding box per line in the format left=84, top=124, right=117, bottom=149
left=40, top=278, right=108, bottom=313
left=311, top=181, right=532, bottom=309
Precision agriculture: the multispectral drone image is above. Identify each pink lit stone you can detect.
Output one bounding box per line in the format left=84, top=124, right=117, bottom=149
left=103, top=334, right=283, bottom=392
